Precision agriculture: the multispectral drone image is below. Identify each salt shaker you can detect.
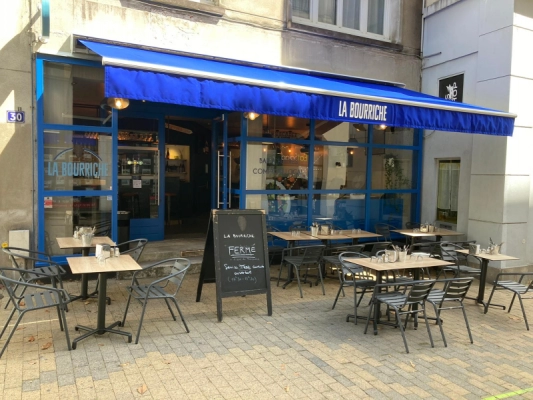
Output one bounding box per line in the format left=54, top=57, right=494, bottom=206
left=114, top=247, right=120, bottom=257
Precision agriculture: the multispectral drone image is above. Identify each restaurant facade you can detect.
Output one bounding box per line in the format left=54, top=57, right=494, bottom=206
left=0, top=1, right=514, bottom=262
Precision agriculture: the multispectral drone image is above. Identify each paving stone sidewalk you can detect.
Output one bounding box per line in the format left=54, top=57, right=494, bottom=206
left=0, top=269, right=532, bottom=400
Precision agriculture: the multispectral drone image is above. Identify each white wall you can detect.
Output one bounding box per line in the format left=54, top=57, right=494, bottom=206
left=422, top=0, right=533, bottom=269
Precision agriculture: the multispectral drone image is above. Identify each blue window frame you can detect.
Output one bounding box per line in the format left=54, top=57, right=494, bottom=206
left=36, top=55, right=117, bottom=255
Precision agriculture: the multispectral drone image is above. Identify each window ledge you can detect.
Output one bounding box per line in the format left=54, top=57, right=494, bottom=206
left=288, top=21, right=402, bottom=52
left=143, top=0, right=225, bottom=17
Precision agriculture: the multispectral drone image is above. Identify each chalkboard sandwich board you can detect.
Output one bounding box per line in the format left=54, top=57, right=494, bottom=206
left=196, top=209, right=272, bottom=322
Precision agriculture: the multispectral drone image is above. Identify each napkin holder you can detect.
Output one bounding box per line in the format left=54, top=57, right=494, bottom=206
left=95, top=244, right=103, bottom=258
left=469, top=243, right=480, bottom=255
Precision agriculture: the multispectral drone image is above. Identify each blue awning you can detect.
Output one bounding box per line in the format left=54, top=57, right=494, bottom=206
left=81, top=40, right=515, bottom=136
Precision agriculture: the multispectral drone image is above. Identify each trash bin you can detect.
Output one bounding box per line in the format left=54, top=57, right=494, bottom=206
left=117, top=211, right=130, bottom=250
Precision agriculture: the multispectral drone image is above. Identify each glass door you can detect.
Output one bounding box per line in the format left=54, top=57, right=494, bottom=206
left=117, top=117, right=164, bottom=241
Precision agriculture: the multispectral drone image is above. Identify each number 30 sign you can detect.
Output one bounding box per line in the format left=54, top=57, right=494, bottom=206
left=7, top=111, right=25, bottom=123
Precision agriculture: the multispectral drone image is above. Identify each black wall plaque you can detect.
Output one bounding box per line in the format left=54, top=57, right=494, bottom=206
left=439, top=74, right=464, bottom=102
left=196, top=209, right=272, bottom=321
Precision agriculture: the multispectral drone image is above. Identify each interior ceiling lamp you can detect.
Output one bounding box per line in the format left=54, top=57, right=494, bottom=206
left=244, top=112, right=260, bottom=121
left=107, top=97, right=130, bottom=110
left=379, top=124, right=387, bottom=130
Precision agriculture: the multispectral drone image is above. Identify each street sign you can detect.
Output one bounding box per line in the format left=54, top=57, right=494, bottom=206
left=7, top=111, right=25, bottom=123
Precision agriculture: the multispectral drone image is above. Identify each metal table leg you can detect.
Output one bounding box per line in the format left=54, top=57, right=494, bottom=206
left=72, top=272, right=132, bottom=349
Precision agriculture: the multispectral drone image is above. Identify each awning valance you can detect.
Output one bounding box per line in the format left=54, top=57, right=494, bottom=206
left=81, top=40, right=515, bottom=136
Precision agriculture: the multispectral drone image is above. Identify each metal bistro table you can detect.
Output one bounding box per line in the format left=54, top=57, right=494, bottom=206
left=343, top=256, right=453, bottom=334
left=456, top=249, right=519, bottom=310
left=391, top=228, right=464, bottom=246
left=57, top=236, right=116, bottom=300
left=66, top=254, right=142, bottom=348
left=268, top=231, right=321, bottom=248
left=268, top=231, right=321, bottom=287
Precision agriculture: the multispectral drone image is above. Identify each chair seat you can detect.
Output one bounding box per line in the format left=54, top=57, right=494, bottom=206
left=445, top=265, right=481, bottom=274
left=22, top=290, right=63, bottom=310
left=284, top=256, right=317, bottom=266
left=427, top=289, right=446, bottom=303
left=494, top=280, right=529, bottom=294
left=128, top=284, right=169, bottom=300
left=342, top=279, right=375, bottom=288
left=374, top=291, right=408, bottom=306
left=322, top=255, right=342, bottom=265
left=27, top=266, right=66, bottom=279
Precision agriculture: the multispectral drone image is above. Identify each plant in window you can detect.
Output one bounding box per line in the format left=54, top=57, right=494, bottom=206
left=383, top=154, right=409, bottom=190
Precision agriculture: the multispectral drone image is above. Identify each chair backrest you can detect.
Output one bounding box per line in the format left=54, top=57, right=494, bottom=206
left=325, top=244, right=365, bottom=257
left=0, top=268, right=38, bottom=308
left=409, top=242, right=439, bottom=256
left=166, top=258, right=191, bottom=294
left=375, top=223, right=394, bottom=241
left=405, top=280, right=435, bottom=305
left=3, top=247, right=52, bottom=269
left=290, top=224, right=307, bottom=232
left=405, top=221, right=421, bottom=229
left=118, top=239, right=148, bottom=261
left=368, top=242, right=393, bottom=256
left=93, top=220, right=111, bottom=237
left=441, top=278, right=473, bottom=302
left=338, top=251, right=368, bottom=275
left=439, top=242, right=463, bottom=263
left=302, top=245, right=325, bottom=262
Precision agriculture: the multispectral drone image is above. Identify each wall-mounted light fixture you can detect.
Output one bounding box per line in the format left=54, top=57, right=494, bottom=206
left=243, top=112, right=260, bottom=121
left=107, top=97, right=130, bottom=110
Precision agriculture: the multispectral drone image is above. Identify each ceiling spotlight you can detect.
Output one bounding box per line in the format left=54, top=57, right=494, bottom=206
left=379, top=124, right=387, bottom=130
left=107, top=97, right=130, bottom=110
left=244, top=112, right=260, bottom=121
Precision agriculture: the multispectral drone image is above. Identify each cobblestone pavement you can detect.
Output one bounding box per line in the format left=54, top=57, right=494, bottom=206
left=0, top=268, right=533, bottom=400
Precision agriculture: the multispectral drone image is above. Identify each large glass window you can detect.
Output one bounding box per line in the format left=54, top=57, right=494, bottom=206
left=371, top=149, right=416, bottom=190
left=313, top=145, right=366, bottom=190
left=314, top=193, right=366, bottom=230
left=43, top=130, right=113, bottom=191
left=292, top=0, right=389, bottom=39
left=246, top=142, right=308, bottom=191
left=369, top=193, right=413, bottom=230
left=44, top=62, right=110, bottom=127
left=248, top=115, right=310, bottom=140
left=44, top=196, right=112, bottom=254
left=437, top=160, right=460, bottom=224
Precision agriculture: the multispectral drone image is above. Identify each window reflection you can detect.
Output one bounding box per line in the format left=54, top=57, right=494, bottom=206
left=43, top=130, right=113, bottom=191
left=314, top=145, right=366, bottom=190
left=314, top=193, right=366, bottom=230
left=246, top=142, right=308, bottom=191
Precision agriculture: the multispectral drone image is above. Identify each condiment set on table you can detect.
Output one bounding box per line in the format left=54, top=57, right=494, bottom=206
left=371, top=245, right=416, bottom=263
left=469, top=238, right=503, bottom=255
left=414, top=222, right=438, bottom=233
left=74, top=226, right=95, bottom=246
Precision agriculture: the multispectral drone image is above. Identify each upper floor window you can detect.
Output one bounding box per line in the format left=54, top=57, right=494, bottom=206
left=292, top=0, right=389, bottom=40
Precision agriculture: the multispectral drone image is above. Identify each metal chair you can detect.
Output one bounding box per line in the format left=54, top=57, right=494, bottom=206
left=334, top=252, right=375, bottom=324
left=116, top=239, right=148, bottom=282
left=362, top=241, right=393, bottom=257
left=427, top=277, right=474, bottom=346
left=0, top=267, right=71, bottom=358
left=484, top=272, right=533, bottom=330
left=321, top=244, right=364, bottom=277
left=2, top=247, right=67, bottom=310
left=364, top=280, right=436, bottom=353
left=277, top=245, right=326, bottom=298
left=437, top=242, right=481, bottom=280
left=121, top=258, right=191, bottom=344
left=266, top=225, right=285, bottom=266
left=374, top=223, right=397, bottom=242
